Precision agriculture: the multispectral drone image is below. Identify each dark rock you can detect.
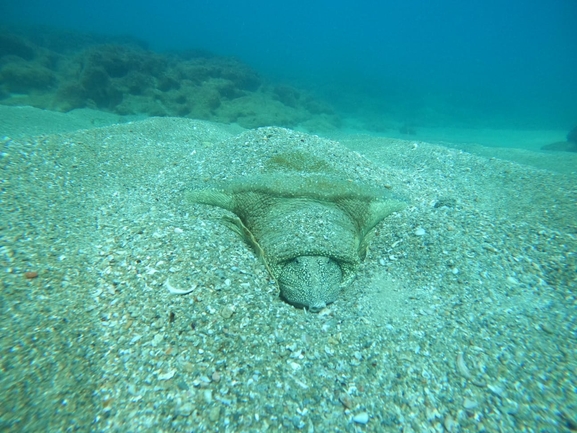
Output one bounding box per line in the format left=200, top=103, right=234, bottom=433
left=567, top=126, right=577, bottom=143
left=541, top=141, right=577, bottom=152
left=542, top=126, right=577, bottom=152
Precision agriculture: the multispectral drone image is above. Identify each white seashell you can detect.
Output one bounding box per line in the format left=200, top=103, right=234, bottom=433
left=158, top=369, right=176, bottom=380
left=165, top=278, right=197, bottom=295
left=456, top=353, right=472, bottom=379
left=289, top=361, right=301, bottom=371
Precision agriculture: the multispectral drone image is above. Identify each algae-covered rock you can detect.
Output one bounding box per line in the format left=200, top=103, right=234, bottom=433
left=0, top=29, right=340, bottom=131
left=0, top=60, right=56, bottom=92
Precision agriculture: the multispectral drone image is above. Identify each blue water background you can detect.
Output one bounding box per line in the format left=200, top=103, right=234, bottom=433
left=2, top=0, right=576, bottom=130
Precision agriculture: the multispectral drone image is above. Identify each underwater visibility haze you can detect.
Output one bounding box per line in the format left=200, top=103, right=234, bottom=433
left=2, top=0, right=577, bottom=134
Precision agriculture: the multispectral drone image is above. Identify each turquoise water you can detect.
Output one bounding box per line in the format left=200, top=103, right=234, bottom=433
left=2, top=0, right=576, bottom=132
left=2, top=2, right=577, bottom=429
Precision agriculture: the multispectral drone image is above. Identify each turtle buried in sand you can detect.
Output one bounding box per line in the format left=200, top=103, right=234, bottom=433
left=188, top=173, right=405, bottom=311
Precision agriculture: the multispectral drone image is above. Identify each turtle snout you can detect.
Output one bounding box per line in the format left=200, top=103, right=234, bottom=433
left=278, top=255, right=342, bottom=311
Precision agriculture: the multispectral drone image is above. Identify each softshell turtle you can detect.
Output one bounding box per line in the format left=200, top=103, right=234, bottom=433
left=189, top=174, right=405, bottom=311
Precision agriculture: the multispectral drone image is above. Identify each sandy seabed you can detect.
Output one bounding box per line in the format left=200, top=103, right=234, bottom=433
left=1, top=107, right=576, bottom=432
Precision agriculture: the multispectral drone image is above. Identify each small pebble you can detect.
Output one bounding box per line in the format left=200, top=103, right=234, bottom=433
left=339, top=393, right=353, bottom=409
left=426, top=406, right=441, bottom=421
left=209, top=406, right=221, bottom=422
left=24, top=271, right=38, bottom=279
left=503, top=399, right=519, bottom=415
left=540, top=322, right=554, bottom=334
left=443, top=414, right=458, bottom=432
left=176, top=403, right=193, bottom=417
left=203, top=389, right=213, bottom=403
left=352, top=412, right=369, bottom=424
left=220, top=305, right=234, bottom=319
left=487, top=384, right=504, bottom=397
left=463, top=398, right=478, bottom=410
left=176, top=380, right=189, bottom=390
left=199, top=375, right=211, bottom=384
left=506, top=276, right=519, bottom=285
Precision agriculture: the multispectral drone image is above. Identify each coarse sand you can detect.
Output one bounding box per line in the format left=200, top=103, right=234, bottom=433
left=1, top=108, right=576, bottom=432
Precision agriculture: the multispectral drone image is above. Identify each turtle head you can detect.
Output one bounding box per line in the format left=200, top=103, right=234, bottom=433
left=278, top=255, right=342, bottom=312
